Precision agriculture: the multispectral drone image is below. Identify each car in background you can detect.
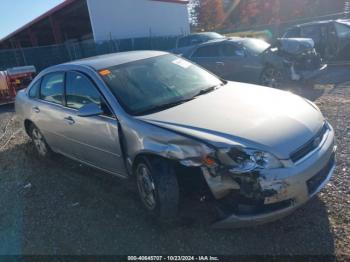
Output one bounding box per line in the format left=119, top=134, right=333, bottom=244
left=182, top=37, right=326, bottom=88
left=172, top=32, right=226, bottom=55
left=16, top=51, right=336, bottom=227
left=283, top=19, right=350, bottom=61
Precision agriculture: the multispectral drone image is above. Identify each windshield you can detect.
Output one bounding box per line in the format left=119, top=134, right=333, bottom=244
left=241, top=38, right=271, bottom=55
left=100, top=54, right=223, bottom=115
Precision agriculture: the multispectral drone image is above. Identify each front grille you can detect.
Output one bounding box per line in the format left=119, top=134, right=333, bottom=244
left=290, top=124, right=328, bottom=163
left=307, top=152, right=335, bottom=195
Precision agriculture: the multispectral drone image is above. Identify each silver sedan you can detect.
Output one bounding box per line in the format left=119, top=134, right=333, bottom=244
left=15, top=51, right=336, bottom=227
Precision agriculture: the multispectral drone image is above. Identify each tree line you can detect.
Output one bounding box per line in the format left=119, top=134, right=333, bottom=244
left=190, top=0, right=348, bottom=32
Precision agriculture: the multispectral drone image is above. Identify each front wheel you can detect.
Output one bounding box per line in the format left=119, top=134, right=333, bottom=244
left=260, top=67, right=283, bottom=88
left=135, top=156, right=179, bottom=221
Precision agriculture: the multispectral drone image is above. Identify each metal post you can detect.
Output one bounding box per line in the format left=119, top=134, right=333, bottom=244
left=20, top=48, right=27, bottom=66
left=28, top=28, right=38, bottom=47
left=50, top=16, right=63, bottom=44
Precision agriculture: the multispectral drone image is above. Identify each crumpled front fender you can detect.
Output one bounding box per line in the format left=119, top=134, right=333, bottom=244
left=121, top=118, right=213, bottom=174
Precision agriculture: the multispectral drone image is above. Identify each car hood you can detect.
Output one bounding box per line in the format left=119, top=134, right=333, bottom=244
left=137, top=82, right=324, bottom=159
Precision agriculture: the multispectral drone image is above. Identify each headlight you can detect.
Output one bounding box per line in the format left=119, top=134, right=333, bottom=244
left=179, top=145, right=218, bottom=168
left=217, top=147, right=283, bottom=174
left=252, top=151, right=283, bottom=169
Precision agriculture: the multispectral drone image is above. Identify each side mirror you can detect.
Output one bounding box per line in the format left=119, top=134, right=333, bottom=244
left=77, top=103, right=103, bottom=117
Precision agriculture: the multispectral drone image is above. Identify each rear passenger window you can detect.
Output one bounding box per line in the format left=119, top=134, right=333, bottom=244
left=192, top=45, right=220, bottom=58
left=40, top=73, right=64, bottom=105
left=28, top=80, right=40, bottom=98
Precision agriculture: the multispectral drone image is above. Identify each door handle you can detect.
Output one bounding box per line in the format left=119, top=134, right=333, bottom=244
left=64, top=116, right=75, bottom=125
left=216, top=62, right=225, bottom=66
left=33, top=106, right=40, bottom=113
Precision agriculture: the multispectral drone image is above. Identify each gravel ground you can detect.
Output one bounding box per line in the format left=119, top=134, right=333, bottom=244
left=0, top=68, right=349, bottom=257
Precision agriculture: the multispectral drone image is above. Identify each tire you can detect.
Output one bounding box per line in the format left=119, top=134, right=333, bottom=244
left=260, top=66, right=283, bottom=88
left=134, top=156, right=179, bottom=221
left=29, top=124, right=53, bottom=159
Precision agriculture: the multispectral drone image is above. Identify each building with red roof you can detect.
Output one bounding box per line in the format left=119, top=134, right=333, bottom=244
left=0, top=0, right=189, bottom=49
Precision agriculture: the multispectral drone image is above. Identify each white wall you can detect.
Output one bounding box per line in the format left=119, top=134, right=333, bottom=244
left=86, top=0, right=190, bottom=42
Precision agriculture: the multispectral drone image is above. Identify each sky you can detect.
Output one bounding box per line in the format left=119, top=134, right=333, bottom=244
left=0, top=0, right=64, bottom=39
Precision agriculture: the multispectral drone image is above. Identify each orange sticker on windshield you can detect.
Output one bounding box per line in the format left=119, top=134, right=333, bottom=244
left=99, top=69, right=111, bottom=76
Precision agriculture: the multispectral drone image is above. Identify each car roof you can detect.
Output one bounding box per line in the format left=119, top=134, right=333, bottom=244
left=291, top=19, right=350, bottom=28
left=195, top=37, right=246, bottom=47
left=61, top=50, right=168, bottom=71
left=288, top=19, right=350, bottom=30
left=179, top=32, right=223, bottom=38
left=297, top=20, right=333, bottom=27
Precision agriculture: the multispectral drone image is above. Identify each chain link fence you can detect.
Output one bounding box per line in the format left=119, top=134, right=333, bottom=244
left=0, top=36, right=179, bottom=72
left=2, top=11, right=349, bottom=72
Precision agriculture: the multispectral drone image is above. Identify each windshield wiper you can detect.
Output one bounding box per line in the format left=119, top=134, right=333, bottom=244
left=135, top=83, right=226, bottom=116
left=135, top=97, right=195, bottom=115
left=193, top=83, right=224, bottom=98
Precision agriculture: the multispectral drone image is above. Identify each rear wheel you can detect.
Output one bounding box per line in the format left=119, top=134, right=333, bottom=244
left=260, top=67, right=283, bottom=88
left=29, top=125, right=53, bottom=158
left=135, top=156, right=179, bottom=221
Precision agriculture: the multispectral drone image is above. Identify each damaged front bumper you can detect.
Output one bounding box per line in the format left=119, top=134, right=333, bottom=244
left=293, top=64, right=328, bottom=81
left=202, top=125, right=336, bottom=228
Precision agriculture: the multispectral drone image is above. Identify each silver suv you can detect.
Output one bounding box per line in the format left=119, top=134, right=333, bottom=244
left=15, top=51, right=336, bottom=227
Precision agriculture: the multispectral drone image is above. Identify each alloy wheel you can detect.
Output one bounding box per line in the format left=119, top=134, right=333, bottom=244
left=32, top=128, right=48, bottom=157
left=261, top=67, right=282, bottom=88
left=136, top=163, right=157, bottom=211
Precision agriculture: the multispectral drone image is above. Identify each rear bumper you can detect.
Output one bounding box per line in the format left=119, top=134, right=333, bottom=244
left=210, top=124, right=336, bottom=228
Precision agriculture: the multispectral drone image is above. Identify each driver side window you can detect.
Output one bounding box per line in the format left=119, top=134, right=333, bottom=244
left=221, top=44, right=245, bottom=57
left=66, top=72, right=112, bottom=116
